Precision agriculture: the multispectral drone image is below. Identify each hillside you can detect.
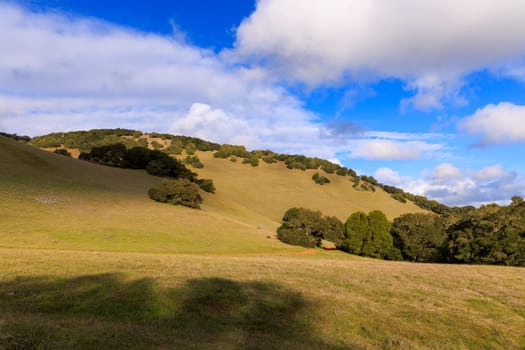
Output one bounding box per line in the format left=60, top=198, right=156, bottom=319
left=1, top=134, right=525, bottom=349
left=0, top=135, right=424, bottom=254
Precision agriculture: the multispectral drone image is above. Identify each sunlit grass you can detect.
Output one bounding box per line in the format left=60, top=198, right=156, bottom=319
left=1, top=248, right=524, bottom=349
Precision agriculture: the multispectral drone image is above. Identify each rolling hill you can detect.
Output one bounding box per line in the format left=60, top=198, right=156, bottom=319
left=1, top=133, right=524, bottom=349
left=0, top=134, right=424, bottom=254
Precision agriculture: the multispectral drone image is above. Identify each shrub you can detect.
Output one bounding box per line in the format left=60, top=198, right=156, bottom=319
left=148, top=179, right=202, bottom=209
left=312, top=172, right=330, bottom=185
left=184, top=155, right=204, bottom=168
left=150, top=141, right=162, bottom=150
left=185, top=142, right=197, bottom=155
left=262, top=156, right=277, bottom=164
left=54, top=148, right=71, bottom=157
left=196, top=179, right=216, bottom=193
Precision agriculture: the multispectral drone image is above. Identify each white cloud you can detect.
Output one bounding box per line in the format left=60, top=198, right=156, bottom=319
left=0, top=2, right=453, bottom=162
left=432, top=163, right=463, bottom=180
left=374, top=168, right=402, bottom=185
left=172, top=103, right=256, bottom=146
left=384, top=163, right=525, bottom=206
left=459, top=102, right=525, bottom=146
left=472, top=164, right=507, bottom=181
left=232, top=0, right=525, bottom=108
left=349, top=139, right=443, bottom=160
left=0, top=3, right=324, bottom=152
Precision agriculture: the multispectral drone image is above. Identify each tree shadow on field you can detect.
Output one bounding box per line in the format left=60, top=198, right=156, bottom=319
left=0, top=274, right=351, bottom=349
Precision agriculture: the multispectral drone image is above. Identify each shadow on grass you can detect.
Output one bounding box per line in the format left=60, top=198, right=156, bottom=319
left=0, top=274, right=351, bottom=349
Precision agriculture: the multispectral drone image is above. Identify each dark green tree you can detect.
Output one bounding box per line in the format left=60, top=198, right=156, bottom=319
left=361, top=210, right=393, bottom=259
left=340, top=212, right=369, bottom=255
left=276, top=208, right=344, bottom=248
left=391, top=213, right=447, bottom=262
left=148, top=179, right=202, bottom=209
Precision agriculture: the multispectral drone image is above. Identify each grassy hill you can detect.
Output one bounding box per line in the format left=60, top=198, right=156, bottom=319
left=0, top=135, right=424, bottom=254
left=1, top=135, right=524, bottom=349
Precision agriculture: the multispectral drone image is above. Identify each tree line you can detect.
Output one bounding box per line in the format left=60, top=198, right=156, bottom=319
left=21, top=129, right=506, bottom=215
left=278, top=199, right=525, bottom=266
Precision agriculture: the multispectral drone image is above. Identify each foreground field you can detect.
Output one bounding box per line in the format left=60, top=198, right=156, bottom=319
left=1, top=247, right=524, bottom=350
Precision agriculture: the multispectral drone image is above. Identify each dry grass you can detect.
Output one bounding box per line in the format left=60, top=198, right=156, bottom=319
left=1, top=248, right=524, bottom=349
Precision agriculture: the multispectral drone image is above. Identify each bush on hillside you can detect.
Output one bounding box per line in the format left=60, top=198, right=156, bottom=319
left=54, top=148, right=71, bottom=157
left=312, top=172, right=330, bottom=185
left=196, top=179, right=216, bottom=193
left=148, top=179, right=202, bottom=209
left=79, top=143, right=129, bottom=167
left=184, top=155, right=204, bottom=168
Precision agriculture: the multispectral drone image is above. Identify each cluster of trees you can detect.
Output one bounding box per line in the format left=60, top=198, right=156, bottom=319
left=148, top=179, right=203, bottom=209
left=79, top=143, right=194, bottom=179
left=277, top=208, right=344, bottom=248
left=0, top=132, right=31, bottom=142
left=147, top=133, right=220, bottom=152
left=277, top=208, right=396, bottom=259
left=277, top=199, right=525, bottom=266
left=392, top=200, right=525, bottom=266
left=79, top=143, right=215, bottom=208
left=30, top=129, right=143, bottom=152
left=213, top=144, right=359, bottom=176
left=30, top=129, right=220, bottom=154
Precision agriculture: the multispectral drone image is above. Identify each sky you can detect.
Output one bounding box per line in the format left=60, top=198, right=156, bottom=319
left=2, top=0, right=525, bottom=206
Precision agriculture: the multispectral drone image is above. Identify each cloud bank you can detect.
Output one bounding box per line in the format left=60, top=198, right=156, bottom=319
left=375, top=163, right=525, bottom=206
left=459, top=102, right=525, bottom=146
left=233, top=0, right=525, bottom=109
left=0, top=2, right=445, bottom=162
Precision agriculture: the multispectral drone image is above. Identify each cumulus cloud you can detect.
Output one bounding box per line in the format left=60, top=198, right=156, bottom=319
left=378, top=164, right=525, bottom=206
left=233, top=0, right=525, bottom=108
left=374, top=168, right=402, bottom=185
left=0, top=2, right=324, bottom=152
left=0, top=2, right=452, bottom=161
left=349, top=139, right=444, bottom=160
left=432, top=163, right=463, bottom=180
left=459, top=102, right=525, bottom=146
left=171, top=103, right=256, bottom=146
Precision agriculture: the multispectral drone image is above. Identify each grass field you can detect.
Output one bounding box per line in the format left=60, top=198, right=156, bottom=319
left=1, top=248, right=524, bottom=349
left=1, top=136, right=524, bottom=349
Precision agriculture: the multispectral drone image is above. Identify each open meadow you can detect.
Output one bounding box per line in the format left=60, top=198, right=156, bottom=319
left=1, top=136, right=524, bottom=349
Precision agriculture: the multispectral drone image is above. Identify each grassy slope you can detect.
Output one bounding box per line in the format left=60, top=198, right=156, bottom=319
left=0, top=137, right=287, bottom=254
left=1, top=136, right=524, bottom=349
left=0, top=136, right=423, bottom=254
left=196, top=152, right=426, bottom=226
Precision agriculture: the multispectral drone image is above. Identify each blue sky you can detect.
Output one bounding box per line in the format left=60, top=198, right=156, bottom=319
left=2, top=0, right=525, bottom=206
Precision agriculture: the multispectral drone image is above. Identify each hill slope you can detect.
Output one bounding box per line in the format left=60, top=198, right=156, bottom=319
left=2, top=135, right=525, bottom=349
left=0, top=136, right=424, bottom=254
